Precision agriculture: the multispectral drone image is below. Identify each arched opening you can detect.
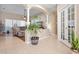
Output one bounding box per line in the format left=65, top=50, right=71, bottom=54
left=30, top=7, right=47, bottom=29
left=23, top=5, right=49, bottom=28
left=24, top=4, right=49, bottom=44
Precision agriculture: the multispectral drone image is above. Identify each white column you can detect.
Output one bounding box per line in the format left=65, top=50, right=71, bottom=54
left=25, top=7, right=30, bottom=44
left=27, top=8, right=30, bottom=28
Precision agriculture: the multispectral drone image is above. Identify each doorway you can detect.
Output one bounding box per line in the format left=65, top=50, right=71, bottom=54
left=60, top=5, right=75, bottom=47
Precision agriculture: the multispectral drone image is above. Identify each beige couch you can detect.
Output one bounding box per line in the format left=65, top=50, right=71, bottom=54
left=12, top=27, right=25, bottom=37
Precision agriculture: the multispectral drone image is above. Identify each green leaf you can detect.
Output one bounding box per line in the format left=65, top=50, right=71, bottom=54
left=71, top=30, right=79, bottom=51
left=27, top=23, right=40, bottom=36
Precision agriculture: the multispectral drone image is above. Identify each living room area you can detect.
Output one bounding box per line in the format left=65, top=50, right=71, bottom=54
left=0, top=5, right=26, bottom=41
left=0, top=4, right=74, bottom=54
left=0, top=4, right=55, bottom=43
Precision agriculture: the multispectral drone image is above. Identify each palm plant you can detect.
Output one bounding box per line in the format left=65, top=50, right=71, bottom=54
left=71, top=30, right=79, bottom=52
left=28, top=23, right=40, bottom=45
left=28, top=23, right=40, bottom=36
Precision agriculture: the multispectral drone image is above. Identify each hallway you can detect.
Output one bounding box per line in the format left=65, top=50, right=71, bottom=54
left=0, top=34, right=72, bottom=54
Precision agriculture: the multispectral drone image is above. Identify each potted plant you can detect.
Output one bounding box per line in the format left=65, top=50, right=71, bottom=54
left=28, top=23, right=40, bottom=45
left=71, top=30, right=79, bottom=53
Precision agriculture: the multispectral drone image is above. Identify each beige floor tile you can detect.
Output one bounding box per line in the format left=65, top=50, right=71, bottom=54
left=0, top=34, right=73, bottom=54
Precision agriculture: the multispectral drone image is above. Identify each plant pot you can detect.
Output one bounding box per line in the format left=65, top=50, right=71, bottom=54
left=72, top=50, right=79, bottom=54
left=31, top=36, right=39, bottom=45
left=71, top=48, right=79, bottom=54
left=73, top=50, right=78, bottom=52
left=77, top=49, right=79, bottom=52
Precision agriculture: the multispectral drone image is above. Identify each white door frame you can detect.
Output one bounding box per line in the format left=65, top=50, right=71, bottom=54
left=58, top=5, right=76, bottom=47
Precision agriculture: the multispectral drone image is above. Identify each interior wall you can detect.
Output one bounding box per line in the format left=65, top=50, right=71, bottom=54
left=34, top=12, right=57, bottom=35
left=49, top=11, right=57, bottom=35
left=1, top=11, right=24, bottom=21
left=0, top=11, right=25, bottom=26
left=0, top=12, right=1, bottom=17
left=30, top=12, right=57, bottom=36
left=76, top=5, right=79, bottom=37
left=0, top=5, right=2, bottom=23
left=0, top=11, right=4, bottom=32
left=57, top=4, right=67, bottom=11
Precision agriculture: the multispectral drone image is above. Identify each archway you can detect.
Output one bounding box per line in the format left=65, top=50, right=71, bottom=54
left=24, top=4, right=49, bottom=28
left=24, top=4, right=49, bottom=44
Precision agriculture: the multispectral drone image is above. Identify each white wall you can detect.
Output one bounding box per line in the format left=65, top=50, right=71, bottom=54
left=31, top=12, right=57, bottom=35
left=49, top=12, right=57, bottom=34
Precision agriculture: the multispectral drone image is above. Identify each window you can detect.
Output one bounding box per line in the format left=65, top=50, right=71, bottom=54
left=13, top=20, right=26, bottom=27
left=5, top=19, right=13, bottom=32
left=5, top=19, right=26, bottom=32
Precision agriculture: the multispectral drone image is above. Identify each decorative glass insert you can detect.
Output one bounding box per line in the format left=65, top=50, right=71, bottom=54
left=68, top=5, right=75, bottom=43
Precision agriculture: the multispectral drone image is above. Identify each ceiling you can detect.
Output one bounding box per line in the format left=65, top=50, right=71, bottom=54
left=40, top=4, right=57, bottom=12
left=0, top=4, right=57, bottom=16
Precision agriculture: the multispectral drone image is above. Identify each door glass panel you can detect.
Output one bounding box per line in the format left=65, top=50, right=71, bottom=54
left=61, top=11, right=65, bottom=40
left=68, top=5, right=75, bottom=43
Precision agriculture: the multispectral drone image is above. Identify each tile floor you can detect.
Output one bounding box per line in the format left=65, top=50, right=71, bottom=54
left=0, top=34, right=73, bottom=54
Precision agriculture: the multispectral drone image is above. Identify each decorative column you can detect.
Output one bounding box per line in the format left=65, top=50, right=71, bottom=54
left=25, top=7, right=31, bottom=44
left=27, top=8, right=30, bottom=28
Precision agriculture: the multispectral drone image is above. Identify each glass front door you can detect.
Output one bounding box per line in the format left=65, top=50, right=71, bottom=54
left=61, top=11, right=65, bottom=40
left=61, top=5, right=75, bottom=45
left=68, top=5, right=75, bottom=43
